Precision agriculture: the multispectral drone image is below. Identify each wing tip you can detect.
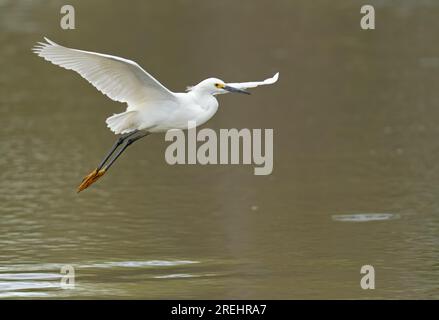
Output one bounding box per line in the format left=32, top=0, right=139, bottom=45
left=43, top=37, right=58, bottom=46
left=264, top=72, right=279, bottom=85
left=32, top=36, right=60, bottom=55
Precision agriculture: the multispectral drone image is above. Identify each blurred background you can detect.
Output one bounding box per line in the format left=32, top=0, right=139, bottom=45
left=1, top=0, right=439, bottom=299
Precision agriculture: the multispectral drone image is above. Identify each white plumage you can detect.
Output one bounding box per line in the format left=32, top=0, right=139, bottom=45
left=226, top=73, right=279, bottom=90
left=33, top=38, right=279, bottom=134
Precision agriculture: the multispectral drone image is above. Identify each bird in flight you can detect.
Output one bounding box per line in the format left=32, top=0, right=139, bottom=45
left=33, top=38, right=279, bottom=192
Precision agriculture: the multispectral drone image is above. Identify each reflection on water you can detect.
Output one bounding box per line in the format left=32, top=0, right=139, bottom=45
left=1, top=0, right=439, bottom=299
left=0, top=260, right=208, bottom=298
left=332, top=213, right=401, bottom=222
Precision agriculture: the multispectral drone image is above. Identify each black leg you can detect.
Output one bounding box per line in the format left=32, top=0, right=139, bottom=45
left=104, top=131, right=150, bottom=171
left=97, top=130, right=138, bottom=170
left=77, top=131, right=150, bottom=192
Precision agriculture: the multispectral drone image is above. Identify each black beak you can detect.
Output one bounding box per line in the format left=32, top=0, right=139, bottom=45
left=223, top=85, right=250, bottom=95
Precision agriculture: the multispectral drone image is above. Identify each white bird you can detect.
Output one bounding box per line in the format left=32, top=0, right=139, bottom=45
left=32, top=37, right=279, bottom=192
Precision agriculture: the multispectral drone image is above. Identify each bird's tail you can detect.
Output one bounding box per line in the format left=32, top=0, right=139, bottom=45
left=106, top=111, right=139, bottom=134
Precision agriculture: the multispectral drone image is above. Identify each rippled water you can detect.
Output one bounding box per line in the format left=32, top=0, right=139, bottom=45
left=1, top=0, right=439, bottom=299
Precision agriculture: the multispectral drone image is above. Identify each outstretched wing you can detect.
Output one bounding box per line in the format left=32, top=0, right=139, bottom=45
left=226, top=72, right=279, bottom=90
left=32, top=37, right=177, bottom=107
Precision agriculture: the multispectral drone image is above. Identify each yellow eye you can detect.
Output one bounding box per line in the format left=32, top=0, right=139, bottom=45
left=215, top=83, right=223, bottom=88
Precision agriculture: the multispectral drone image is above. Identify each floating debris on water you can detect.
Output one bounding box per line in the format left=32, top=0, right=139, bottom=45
left=332, top=213, right=400, bottom=222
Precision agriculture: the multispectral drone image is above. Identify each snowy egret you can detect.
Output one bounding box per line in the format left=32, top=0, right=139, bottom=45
left=32, top=38, right=279, bottom=192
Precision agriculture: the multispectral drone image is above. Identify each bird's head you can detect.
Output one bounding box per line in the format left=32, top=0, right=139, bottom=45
left=187, top=78, right=250, bottom=96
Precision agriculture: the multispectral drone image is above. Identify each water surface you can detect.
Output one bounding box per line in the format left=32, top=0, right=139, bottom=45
left=1, top=0, right=439, bottom=299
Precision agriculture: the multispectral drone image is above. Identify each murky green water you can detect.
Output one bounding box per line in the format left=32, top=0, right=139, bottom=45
left=1, top=0, right=439, bottom=299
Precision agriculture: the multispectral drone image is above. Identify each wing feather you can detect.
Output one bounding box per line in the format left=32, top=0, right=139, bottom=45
left=226, top=72, right=279, bottom=90
left=32, top=37, right=176, bottom=107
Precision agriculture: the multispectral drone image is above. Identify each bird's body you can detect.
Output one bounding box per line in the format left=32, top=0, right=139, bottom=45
left=32, top=38, right=279, bottom=191
left=114, top=90, right=219, bottom=133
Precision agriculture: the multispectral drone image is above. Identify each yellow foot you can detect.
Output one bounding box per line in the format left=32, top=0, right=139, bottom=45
left=77, top=168, right=106, bottom=193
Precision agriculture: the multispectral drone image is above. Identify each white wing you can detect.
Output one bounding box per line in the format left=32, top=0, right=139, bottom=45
left=226, top=72, right=279, bottom=90
left=32, top=37, right=177, bottom=107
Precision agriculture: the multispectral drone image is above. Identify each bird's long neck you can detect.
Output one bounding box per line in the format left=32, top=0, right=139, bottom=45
left=189, top=90, right=218, bottom=109
left=187, top=90, right=219, bottom=126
